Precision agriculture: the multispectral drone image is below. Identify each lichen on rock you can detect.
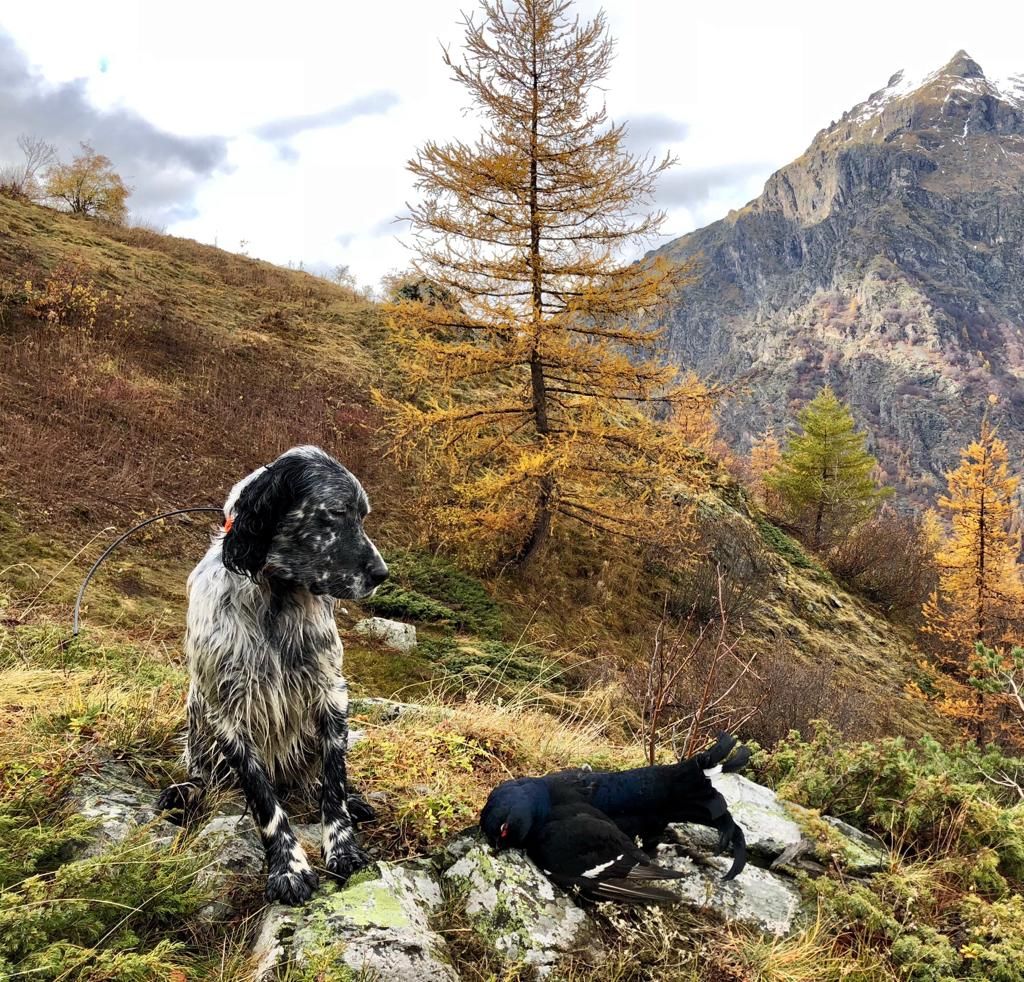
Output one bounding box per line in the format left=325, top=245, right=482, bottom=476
left=654, top=847, right=808, bottom=937
left=69, top=761, right=179, bottom=858
left=441, top=832, right=599, bottom=976
left=253, top=861, right=457, bottom=982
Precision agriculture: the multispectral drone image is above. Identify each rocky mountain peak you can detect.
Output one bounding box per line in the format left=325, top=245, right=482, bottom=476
left=652, top=52, right=1024, bottom=502
left=836, top=50, right=1024, bottom=147
left=939, top=49, right=985, bottom=80
left=748, top=52, right=1024, bottom=230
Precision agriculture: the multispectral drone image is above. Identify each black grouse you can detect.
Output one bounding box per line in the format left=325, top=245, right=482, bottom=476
left=480, top=732, right=750, bottom=892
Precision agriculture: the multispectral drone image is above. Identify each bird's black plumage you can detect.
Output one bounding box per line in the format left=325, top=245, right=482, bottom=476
left=480, top=733, right=750, bottom=892
left=531, top=786, right=685, bottom=904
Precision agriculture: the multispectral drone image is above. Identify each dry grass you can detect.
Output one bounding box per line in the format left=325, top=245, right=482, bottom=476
left=349, top=692, right=638, bottom=858
left=716, top=909, right=894, bottom=982
left=0, top=194, right=388, bottom=540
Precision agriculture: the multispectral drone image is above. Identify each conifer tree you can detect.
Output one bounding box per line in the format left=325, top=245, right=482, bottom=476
left=379, top=0, right=704, bottom=567
left=923, top=421, right=1023, bottom=650
left=748, top=430, right=782, bottom=508
left=764, top=387, right=890, bottom=549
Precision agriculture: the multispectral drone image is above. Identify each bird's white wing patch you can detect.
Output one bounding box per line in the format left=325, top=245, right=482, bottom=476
left=581, top=856, right=621, bottom=879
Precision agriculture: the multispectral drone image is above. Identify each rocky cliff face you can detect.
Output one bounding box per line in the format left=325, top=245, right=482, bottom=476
left=654, top=51, right=1024, bottom=498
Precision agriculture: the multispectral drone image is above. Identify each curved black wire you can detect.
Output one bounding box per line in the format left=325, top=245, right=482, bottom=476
left=72, top=506, right=224, bottom=637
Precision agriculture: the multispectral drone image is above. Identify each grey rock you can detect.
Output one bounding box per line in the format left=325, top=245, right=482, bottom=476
left=442, top=834, right=597, bottom=976
left=699, top=772, right=804, bottom=860
left=253, top=862, right=457, bottom=982
left=666, top=821, right=721, bottom=854
left=347, top=726, right=367, bottom=749
left=354, top=616, right=417, bottom=652
left=69, top=762, right=178, bottom=858
left=193, top=815, right=265, bottom=922
left=670, top=772, right=888, bottom=878
left=656, top=847, right=808, bottom=937
left=823, top=815, right=888, bottom=874
left=350, top=695, right=452, bottom=723
left=770, top=839, right=817, bottom=871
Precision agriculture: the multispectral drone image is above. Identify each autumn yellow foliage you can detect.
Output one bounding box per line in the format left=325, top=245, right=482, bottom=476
left=924, top=420, right=1023, bottom=661
left=43, top=143, right=130, bottom=224
left=378, top=0, right=710, bottom=567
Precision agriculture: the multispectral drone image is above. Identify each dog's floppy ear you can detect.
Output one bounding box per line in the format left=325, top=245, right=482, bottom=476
left=222, top=464, right=294, bottom=577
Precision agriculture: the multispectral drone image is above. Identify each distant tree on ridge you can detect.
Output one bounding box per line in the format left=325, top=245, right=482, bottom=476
left=44, top=143, right=130, bottom=224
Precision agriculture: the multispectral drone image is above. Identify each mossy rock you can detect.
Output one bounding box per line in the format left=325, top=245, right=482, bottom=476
left=441, top=833, right=597, bottom=974
left=253, top=862, right=457, bottom=981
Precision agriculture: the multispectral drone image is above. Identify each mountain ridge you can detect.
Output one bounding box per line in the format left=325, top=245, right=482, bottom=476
left=655, top=50, right=1024, bottom=497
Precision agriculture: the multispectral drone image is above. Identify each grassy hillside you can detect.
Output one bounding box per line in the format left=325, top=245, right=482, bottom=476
left=0, top=194, right=385, bottom=526
left=2, top=196, right=1003, bottom=979
left=0, top=193, right=952, bottom=739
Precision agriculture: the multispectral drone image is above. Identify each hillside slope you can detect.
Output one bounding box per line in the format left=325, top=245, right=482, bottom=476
left=0, top=187, right=989, bottom=980
left=653, top=51, right=1024, bottom=500
left=0, top=194, right=945, bottom=739
left=0, top=195, right=387, bottom=526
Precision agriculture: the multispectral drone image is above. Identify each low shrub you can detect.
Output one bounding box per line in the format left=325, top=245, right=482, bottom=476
left=760, top=723, right=1024, bottom=869
left=364, top=550, right=502, bottom=637
left=826, top=506, right=937, bottom=616
left=362, top=584, right=458, bottom=625
left=0, top=831, right=213, bottom=981
left=759, top=724, right=1024, bottom=981
left=22, top=258, right=132, bottom=333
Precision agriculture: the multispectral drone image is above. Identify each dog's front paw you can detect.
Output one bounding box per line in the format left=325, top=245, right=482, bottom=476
left=324, top=842, right=373, bottom=885
left=156, top=780, right=205, bottom=826
left=346, top=793, right=377, bottom=825
left=265, top=865, right=319, bottom=905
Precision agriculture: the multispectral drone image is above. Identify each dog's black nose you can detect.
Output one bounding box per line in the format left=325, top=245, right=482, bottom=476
left=367, top=560, right=389, bottom=588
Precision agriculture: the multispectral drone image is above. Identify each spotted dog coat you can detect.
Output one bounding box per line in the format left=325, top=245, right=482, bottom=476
left=158, top=446, right=388, bottom=905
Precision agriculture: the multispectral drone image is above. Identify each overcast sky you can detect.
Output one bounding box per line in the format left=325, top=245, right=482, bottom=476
left=2, top=0, right=1023, bottom=288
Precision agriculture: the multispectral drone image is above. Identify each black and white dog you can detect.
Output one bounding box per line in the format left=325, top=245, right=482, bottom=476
left=157, top=445, right=388, bottom=905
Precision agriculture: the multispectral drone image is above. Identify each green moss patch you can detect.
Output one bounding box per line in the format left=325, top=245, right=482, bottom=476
left=364, top=550, right=502, bottom=637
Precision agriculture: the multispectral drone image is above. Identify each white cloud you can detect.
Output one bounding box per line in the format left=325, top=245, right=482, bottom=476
left=2, top=0, right=1024, bottom=286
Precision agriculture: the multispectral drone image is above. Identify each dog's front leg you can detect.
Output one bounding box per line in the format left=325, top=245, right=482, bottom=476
left=216, top=730, right=318, bottom=905
left=319, top=681, right=371, bottom=884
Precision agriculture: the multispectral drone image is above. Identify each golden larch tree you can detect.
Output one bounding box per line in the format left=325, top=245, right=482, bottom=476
left=923, top=420, right=1023, bottom=655
left=748, top=429, right=782, bottom=509
left=379, top=0, right=706, bottom=566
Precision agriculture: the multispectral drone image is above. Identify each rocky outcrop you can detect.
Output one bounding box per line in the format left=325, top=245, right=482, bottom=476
left=253, top=863, right=458, bottom=982
left=68, top=761, right=179, bottom=858
left=442, top=833, right=599, bottom=974
left=653, top=51, right=1024, bottom=502
left=66, top=756, right=887, bottom=978
left=193, top=815, right=266, bottom=923
left=656, top=850, right=805, bottom=937
left=669, top=771, right=886, bottom=878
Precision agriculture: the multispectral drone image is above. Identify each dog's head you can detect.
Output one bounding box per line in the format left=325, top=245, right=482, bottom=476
left=221, top=446, right=388, bottom=600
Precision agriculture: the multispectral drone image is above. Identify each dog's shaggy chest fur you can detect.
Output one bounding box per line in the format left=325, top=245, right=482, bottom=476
left=184, top=545, right=347, bottom=791
left=159, top=445, right=387, bottom=905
